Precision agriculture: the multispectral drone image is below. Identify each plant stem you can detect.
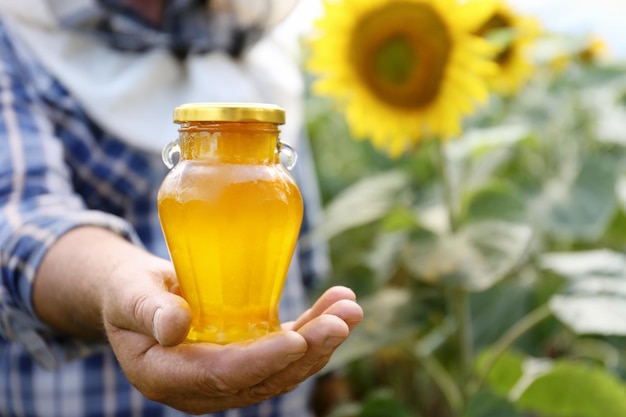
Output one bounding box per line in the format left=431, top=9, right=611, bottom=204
left=435, top=139, right=459, bottom=232
left=472, top=303, right=552, bottom=394
left=436, top=140, right=473, bottom=406
left=452, top=286, right=473, bottom=403
left=420, top=355, right=464, bottom=414
left=413, top=318, right=460, bottom=413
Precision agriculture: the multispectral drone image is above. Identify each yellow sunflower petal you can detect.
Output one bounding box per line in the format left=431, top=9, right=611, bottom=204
left=472, top=1, right=539, bottom=95
left=455, top=0, right=499, bottom=33
left=307, top=0, right=497, bottom=157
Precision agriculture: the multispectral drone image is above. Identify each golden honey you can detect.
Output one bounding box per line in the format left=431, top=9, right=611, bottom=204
left=157, top=104, right=303, bottom=343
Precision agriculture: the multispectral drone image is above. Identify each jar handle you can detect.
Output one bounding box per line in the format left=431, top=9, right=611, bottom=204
left=162, top=139, right=180, bottom=169
left=278, top=141, right=298, bottom=171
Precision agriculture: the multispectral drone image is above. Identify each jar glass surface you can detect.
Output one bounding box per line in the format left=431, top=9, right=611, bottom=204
left=157, top=104, right=303, bottom=344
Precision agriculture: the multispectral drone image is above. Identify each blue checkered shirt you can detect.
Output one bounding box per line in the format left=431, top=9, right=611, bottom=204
left=0, top=1, right=328, bottom=416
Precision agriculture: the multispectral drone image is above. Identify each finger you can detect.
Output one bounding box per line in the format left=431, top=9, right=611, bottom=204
left=247, top=313, right=351, bottom=399
left=103, top=260, right=192, bottom=346
left=278, top=299, right=362, bottom=379
left=293, top=298, right=363, bottom=375
left=321, top=298, right=363, bottom=331
left=291, top=286, right=357, bottom=331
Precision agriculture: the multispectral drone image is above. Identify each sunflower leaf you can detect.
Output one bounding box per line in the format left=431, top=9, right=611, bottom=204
left=550, top=295, right=626, bottom=336
left=403, top=221, right=533, bottom=291
left=304, top=170, right=409, bottom=244
left=463, top=390, right=523, bottom=417
left=515, top=361, right=626, bottom=417
left=475, top=348, right=525, bottom=397
left=463, top=180, right=527, bottom=223
left=534, top=156, right=617, bottom=242
left=541, top=249, right=626, bottom=335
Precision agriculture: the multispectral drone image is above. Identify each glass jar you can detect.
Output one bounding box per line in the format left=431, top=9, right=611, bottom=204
left=157, top=103, right=303, bottom=344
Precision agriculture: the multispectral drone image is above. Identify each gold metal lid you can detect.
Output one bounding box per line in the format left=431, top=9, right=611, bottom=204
left=173, top=102, right=285, bottom=124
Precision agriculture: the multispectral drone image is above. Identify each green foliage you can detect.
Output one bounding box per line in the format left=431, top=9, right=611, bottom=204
left=403, top=221, right=533, bottom=291
left=464, top=390, right=524, bottom=417
left=306, top=33, right=626, bottom=417
left=476, top=349, right=626, bottom=417
left=463, top=180, right=527, bottom=223
left=516, top=361, right=626, bottom=417
left=542, top=250, right=626, bottom=336
left=476, top=349, right=525, bottom=396
left=535, top=156, right=618, bottom=242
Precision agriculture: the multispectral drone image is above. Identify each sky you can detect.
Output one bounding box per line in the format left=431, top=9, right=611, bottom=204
left=273, top=0, right=626, bottom=59
left=510, top=0, right=626, bottom=58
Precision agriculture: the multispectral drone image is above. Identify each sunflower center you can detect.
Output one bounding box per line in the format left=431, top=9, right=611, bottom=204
left=374, top=37, right=416, bottom=85
left=475, top=13, right=513, bottom=65
left=349, top=1, right=451, bottom=110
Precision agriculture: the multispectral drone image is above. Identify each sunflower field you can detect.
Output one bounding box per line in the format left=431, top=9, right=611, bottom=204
left=302, top=0, right=626, bottom=416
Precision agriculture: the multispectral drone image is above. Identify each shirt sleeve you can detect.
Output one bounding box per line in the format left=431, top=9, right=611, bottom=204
left=292, top=128, right=332, bottom=291
left=0, top=23, right=141, bottom=370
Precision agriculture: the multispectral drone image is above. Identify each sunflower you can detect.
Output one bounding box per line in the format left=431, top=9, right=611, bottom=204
left=472, top=1, right=539, bottom=95
left=307, top=0, right=497, bottom=157
left=546, top=34, right=608, bottom=74
left=578, top=35, right=608, bottom=65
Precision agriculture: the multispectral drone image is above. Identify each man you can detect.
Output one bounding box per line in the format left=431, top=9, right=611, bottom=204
left=0, top=0, right=362, bottom=416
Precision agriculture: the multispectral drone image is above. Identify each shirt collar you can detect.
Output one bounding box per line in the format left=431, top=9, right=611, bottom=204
left=47, top=0, right=101, bottom=28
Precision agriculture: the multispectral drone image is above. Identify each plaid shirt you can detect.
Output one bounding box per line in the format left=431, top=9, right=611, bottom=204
left=0, top=1, right=326, bottom=416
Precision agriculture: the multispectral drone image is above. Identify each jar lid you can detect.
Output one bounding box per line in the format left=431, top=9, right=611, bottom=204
left=174, top=102, right=285, bottom=125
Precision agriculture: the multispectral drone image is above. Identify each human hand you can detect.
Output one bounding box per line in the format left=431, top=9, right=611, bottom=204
left=101, top=257, right=363, bottom=415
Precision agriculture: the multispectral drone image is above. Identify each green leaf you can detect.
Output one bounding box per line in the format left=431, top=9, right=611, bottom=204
left=359, top=390, right=413, bottom=417
left=447, top=125, right=529, bottom=205
left=322, top=288, right=417, bottom=373
left=475, top=349, right=525, bottom=397
left=464, top=181, right=527, bottom=223
left=542, top=250, right=626, bottom=335
left=404, top=221, right=533, bottom=291
left=570, top=338, right=620, bottom=368
left=541, top=249, right=626, bottom=280
left=305, top=170, right=409, bottom=244
left=464, top=390, right=523, bottom=417
left=586, top=78, right=626, bottom=145
left=615, top=175, right=626, bottom=212
left=366, top=231, right=408, bottom=287
left=535, top=156, right=617, bottom=242
left=450, top=124, right=529, bottom=162
left=550, top=295, right=626, bottom=336
left=381, top=206, right=420, bottom=231
left=516, top=361, right=626, bottom=417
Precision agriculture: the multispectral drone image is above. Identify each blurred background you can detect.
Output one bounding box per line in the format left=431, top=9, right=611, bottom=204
left=276, top=0, right=626, bottom=58
left=274, top=1, right=626, bottom=416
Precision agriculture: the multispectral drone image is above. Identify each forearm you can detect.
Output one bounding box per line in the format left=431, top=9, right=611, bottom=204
left=32, top=226, right=161, bottom=341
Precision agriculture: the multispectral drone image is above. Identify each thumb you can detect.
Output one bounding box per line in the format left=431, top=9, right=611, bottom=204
left=103, top=260, right=192, bottom=346
left=145, top=293, right=192, bottom=346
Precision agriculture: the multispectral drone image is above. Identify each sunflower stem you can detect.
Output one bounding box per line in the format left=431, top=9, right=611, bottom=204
left=471, top=303, right=552, bottom=394
left=435, top=139, right=473, bottom=410
left=435, top=140, right=460, bottom=232
left=451, top=287, right=473, bottom=406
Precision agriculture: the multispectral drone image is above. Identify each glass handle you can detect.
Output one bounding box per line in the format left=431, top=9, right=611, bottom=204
left=278, top=141, right=298, bottom=171
left=162, top=139, right=180, bottom=169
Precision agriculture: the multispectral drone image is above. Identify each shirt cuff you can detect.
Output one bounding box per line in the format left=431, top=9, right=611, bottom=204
left=0, top=210, right=141, bottom=369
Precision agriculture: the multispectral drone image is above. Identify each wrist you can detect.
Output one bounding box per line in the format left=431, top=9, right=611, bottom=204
left=33, top=226, right=154, bottom=340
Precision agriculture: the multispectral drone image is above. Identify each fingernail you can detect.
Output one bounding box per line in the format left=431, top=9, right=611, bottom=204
left=153, top=307, right=163, bottom=345
left=284, top=352, right=305, bottom=364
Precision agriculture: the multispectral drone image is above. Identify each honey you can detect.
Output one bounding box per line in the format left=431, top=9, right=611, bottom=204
left=157, top=104, right=303, bottom=343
